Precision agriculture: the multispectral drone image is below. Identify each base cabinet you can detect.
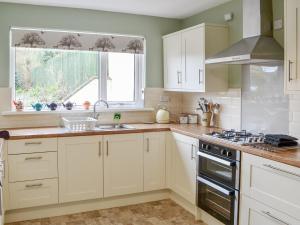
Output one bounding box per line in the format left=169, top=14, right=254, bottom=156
left=170, top=133, right=197, bottom=204
left=58, top=136, right=103, bottom=203
left=240, top=195, right=299, bottom=225
left=103, top=134, right=144, bottom=197
left=143, top=132, right=166, bottom=192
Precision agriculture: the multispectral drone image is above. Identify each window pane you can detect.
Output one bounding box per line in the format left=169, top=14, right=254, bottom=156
left=15, top=48, right=99, bottom=107
left=107, top=53, right=135, bottom=102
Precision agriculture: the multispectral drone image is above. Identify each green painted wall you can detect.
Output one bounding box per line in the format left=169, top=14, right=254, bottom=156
left=181, top=0, right=284, bottom=88
left=0, top=3, right=181, bottom=88
left=0, top=1, right=285, bottom=89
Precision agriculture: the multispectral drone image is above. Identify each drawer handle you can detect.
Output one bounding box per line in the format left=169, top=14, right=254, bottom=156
left=25, top=183, right=43, bottom=188
left=25, top=156, right=43, bottom=161
left=25, top=142, right=42, bottom=146
left=261, top=211, right=289, bottom=225
left=263, top=164, right=300, bottom=178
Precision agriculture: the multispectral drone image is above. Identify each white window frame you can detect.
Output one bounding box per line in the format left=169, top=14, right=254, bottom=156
left=10, top=48, right=145, bottom=109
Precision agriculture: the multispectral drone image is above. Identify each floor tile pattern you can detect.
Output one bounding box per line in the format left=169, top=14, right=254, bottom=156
left=6, top=200, right=207, bottom=225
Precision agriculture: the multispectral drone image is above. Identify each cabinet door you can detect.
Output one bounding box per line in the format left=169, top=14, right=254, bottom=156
left=285, top=0, right=300, bottom=92
left=58, top=136, right=103, bottom=203
left=240, top=195, right=300, bottom=225
left=182, top=27, right=205, bottom=91
left=163, top=34, right=183, bottom=90
left=144, top=132, right=166, bottom=192
left=241, top=153, right=300, bottom=220
left=104, top=134, right=143, bottom=197
left=171, top=133, right=197, bottom=204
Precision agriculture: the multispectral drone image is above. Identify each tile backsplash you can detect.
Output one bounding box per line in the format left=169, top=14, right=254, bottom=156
left=0, top=87, right=241, bottom=129
left=289, top=94, right=300, bottom=140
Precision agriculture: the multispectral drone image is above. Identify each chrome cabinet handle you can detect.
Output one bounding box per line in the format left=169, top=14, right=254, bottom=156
left=288, top=60, right=294, bottom=82
left=263, top=164, right=300, bottom=178
left=177, top=71, right=182, bottom=84
left=98, top=142, right=102, bottom=157
left=261, top=211, right=289, bottom=225
left=25, top=183, right=43, bottom=188
left=25, top=142, right=42, bottom=146
left=106, top=141, right=109, bottom=156
left=25, top=156, right=43, bottom=160
left=146, top=138, right=150, bottom=152
left=191, top=144, right=195, bottom=160
left=199, top=69, right=203, bottom=84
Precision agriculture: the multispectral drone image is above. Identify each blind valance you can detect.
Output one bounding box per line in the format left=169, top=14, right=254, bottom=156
left=11, top=28, right=144, bottom=54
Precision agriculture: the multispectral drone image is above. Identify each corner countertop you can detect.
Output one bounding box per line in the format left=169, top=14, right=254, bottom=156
left=5, top=124, right=300, bottom=168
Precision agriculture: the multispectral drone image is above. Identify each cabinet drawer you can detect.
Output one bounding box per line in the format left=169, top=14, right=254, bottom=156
left=8, top=138, right=57, bottom=154
left=241, top=153, right=300, bottom=220
left=8, top=178, right=58, bottom=210
left=8, top=152, right=58, bottom=182
left=240, top=195, right=300, bottom=225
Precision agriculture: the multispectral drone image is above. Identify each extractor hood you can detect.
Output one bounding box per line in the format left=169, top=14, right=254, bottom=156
left=205, top=0, right=284, bottom=65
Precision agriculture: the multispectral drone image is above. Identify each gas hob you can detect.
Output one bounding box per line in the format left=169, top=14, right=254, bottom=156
left=204, top=129, right=278, bottom=151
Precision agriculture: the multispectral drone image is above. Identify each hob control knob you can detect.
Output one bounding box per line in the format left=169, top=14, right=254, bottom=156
left=221, top=149, right=227, bottom=155
left=226, top=151, right=232, bottom=157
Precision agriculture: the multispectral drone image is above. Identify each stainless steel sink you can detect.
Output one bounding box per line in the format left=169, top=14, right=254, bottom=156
left=95, top=124, right=136, bottom=130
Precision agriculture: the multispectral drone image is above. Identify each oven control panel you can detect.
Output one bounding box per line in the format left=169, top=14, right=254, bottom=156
left=199, top=141, right=240, bottom=161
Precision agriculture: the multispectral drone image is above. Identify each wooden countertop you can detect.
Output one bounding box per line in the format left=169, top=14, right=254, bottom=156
left=6, top=124, right=300, bottom=168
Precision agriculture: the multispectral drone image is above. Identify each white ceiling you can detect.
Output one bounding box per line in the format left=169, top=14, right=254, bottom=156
left=0, top=0, right=231, bottom=19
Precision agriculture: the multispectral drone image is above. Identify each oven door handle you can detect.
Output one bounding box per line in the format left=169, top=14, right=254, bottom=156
left=197, top=151, right=236, bottom=167
left=197, top=176, right=235, bottom=196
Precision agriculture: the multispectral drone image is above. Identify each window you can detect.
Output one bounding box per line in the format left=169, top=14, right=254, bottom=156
left=11, top=27, right=145, bottom=110
left=13, top=47, right=144, bottom=109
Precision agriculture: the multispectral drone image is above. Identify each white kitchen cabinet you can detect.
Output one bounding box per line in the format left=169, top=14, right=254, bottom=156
left=241, top=153, right=300, bottom=221
left=163, top=33, right=182, bottom=90
left=8, top=152, right=57, bottom=182
left=170, top=133, right=197, bottom=204
left=240, top=195, right=300, bottom=225
left=103, top=134, right=144, bottom=197
left=163, top=23, right=228, bottom=92
left=58, top=136, right=103, bottom=203
left=8, top=178, right=58, bottom=210
left=143, top=132, right=166, bottom=192
left=285, top=0, right=300, bottom=93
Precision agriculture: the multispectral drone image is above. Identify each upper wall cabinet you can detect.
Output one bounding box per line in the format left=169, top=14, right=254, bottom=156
left=285, top=0, right=300, bottom=93
left=163, top=23, right=229, bottom=92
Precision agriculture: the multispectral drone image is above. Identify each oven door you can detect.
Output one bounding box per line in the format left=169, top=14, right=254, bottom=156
left=198, top=151, right=239, bottom=189
left=197, top=176, right=239, bottom=225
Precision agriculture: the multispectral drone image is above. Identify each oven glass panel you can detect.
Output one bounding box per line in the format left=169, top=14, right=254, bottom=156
left=197, top=177, right=236, bottom=225
left=198, top=155, right=237, bottom=188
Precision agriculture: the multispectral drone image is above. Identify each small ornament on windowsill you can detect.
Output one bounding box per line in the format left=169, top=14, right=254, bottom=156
left=13, top=100, right=24, bottom=112
left=83, top=101, right=91, bottom=110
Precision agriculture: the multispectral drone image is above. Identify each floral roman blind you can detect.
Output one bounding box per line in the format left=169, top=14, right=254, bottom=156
left=11, top=28, right=144, bottom=54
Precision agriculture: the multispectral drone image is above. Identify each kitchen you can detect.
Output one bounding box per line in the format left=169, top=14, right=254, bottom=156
left=0, top=0, right=299, bottom=225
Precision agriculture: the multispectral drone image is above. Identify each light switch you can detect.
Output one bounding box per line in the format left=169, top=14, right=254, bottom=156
left=274, top=19, right=283, bottom=30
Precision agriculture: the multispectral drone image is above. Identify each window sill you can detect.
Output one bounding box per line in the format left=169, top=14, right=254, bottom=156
left=2, top=107, right=154, bottom=116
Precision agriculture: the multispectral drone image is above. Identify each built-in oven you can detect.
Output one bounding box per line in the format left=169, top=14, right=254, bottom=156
left=197, top=175, right=239, bottom=225
left=197, top=140, right=240, bottom=225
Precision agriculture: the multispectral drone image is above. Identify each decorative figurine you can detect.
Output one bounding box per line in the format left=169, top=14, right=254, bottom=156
left=13, top=100, right=24, bottom=111
left=83, top=101, right=91, bottom=110
left=46, top=102, right=58, bottom=111
left=31, top=103, right=44, bottom=111
left=63, top=101, right=75, bottom=110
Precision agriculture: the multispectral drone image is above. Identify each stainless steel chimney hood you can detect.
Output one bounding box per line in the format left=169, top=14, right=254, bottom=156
left=205, top=0, right=284, bottom=65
